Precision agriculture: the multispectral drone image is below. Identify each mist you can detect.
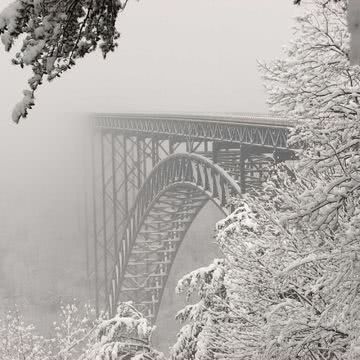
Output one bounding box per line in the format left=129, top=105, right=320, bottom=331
left=0, top=0, right=300, bottom=351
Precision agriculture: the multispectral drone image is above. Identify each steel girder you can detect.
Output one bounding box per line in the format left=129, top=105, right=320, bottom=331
left=89, top=132, right=176, bottom=311
left=92, top=113, right=291, bottom=149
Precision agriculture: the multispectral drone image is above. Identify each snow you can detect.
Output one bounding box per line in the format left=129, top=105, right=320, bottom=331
left=12, top=90, right=34, bottom=124
left=1, top=32, right=12, bottom=51
left=23, top=40, right=45, bottom=65
left=0, top=1, right=22, bottom=33
left=82, top=302, right=164, bottom=360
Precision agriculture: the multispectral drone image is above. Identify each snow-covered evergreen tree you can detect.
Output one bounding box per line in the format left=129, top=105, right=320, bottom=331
left=173, top=1, right=360, bottom=358
left=81, top=301, right=164, bottom=360
left=253, top=1, right=360, bottom=355
left=217, top=0, right=360, bottom=357
left=0, top=0, right=128, bottom=123
left=217, top=178, right=360, bottom=358
left=260, top=0, right=360, bottom=231
left=170, top=259, right=232, bottom=360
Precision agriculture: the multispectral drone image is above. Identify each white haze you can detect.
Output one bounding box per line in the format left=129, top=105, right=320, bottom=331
left=0, top=0, right=299, bottom=333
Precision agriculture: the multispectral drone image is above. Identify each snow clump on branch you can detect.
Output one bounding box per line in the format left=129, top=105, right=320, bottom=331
left=0, top=0, right=128, bottom=123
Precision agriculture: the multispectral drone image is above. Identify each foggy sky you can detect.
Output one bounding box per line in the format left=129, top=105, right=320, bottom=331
left=0, top=0, right=300, bottom=327
left=0, top=0, right=299, bottom=119
left=0, top=0, right=300, bottom=240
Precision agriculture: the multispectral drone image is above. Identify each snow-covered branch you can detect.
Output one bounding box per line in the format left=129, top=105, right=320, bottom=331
left=0, top=0, right=128, bottom=122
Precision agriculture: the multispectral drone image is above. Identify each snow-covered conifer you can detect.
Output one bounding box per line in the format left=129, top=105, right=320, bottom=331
left=0, top=0, right=128, bottom=122
left=171, top=259, right=235, bottom=360
left=172, top=1, right=360, bottom=358
left=81, top=301, right=164, bottom=360
left=260, top=0, right=360, bottom=236
left=212, top=0, right=360, bottom=357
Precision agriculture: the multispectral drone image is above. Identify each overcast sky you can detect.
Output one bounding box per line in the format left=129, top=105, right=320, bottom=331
left=0, top=0, right=300, bottom=188
left=0, top=0, right=299, bottom=118
left=0, top=0, right=301, bottom=328
left=0, top=0, right=301, bottom=231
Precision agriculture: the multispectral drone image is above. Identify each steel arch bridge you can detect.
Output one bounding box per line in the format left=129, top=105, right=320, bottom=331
left=87, top=113, right=293, bottom=321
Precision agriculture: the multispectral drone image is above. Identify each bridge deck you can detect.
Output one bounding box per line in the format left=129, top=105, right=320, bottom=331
left=93, top=112, right=291, bottom=126
left=92, top=113, right=292, bottom=149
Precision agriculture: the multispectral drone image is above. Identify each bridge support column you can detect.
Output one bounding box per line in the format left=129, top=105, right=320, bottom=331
left=239, top=145, right=247, bottom=194
left=90, top=132, right=182, bottom=313
left=90, top=131, right=100, bottom=315
left=100, top=132, right=109, bottom=309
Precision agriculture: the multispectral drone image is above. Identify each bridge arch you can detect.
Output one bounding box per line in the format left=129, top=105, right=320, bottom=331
left=107, top=153, right=241, bottom=320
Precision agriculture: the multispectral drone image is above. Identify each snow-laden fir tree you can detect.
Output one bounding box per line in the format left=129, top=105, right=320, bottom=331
left=217, top=175, right=360, bottom=358
left=172, top=0, right=360, bottom=358
left=254, top=1, right=360, bottom=356
left=222, top=0, right=360, bottom=357
left=170, top=259, right=233, bottom=360
left=81, top=301, right=164, bottom=360
left=259, top=0, right=360, bottom=239
left=0, top=0, right=128, bottom=123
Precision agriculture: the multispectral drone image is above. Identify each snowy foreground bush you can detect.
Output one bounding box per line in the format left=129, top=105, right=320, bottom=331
left=81, top=302, right=164, bottom=360
left=0, top=303, right=95, bottom=360
left=0, top=302, right=163, bottom=360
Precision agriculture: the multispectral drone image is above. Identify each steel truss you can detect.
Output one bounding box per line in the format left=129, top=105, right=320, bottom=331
left=93, top=113, right=291, bottom=149
left=88, top=113, right=293, bottom=320
left=107, top=153, right=241, bottom=319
